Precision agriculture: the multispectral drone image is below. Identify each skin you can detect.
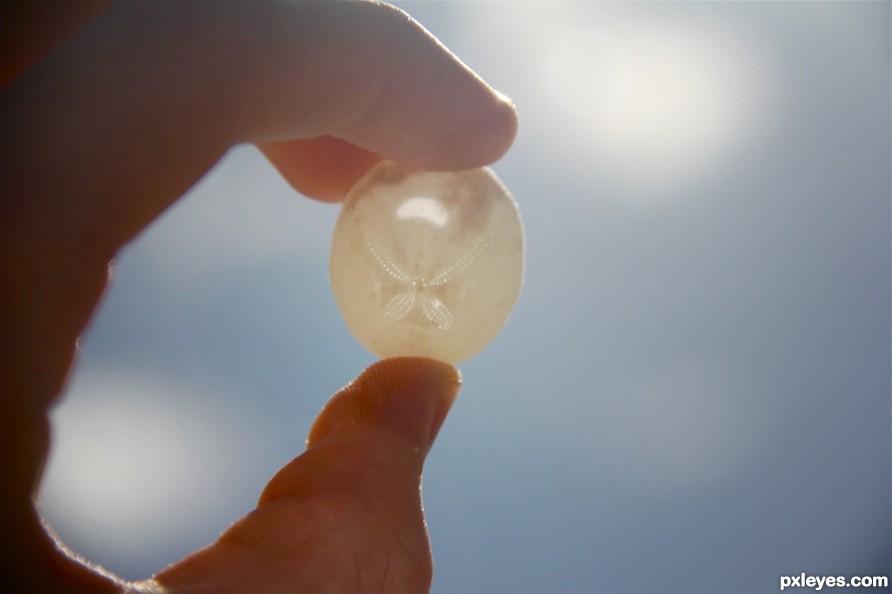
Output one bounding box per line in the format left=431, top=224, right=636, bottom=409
left=0, top=2, right=517, bottom=592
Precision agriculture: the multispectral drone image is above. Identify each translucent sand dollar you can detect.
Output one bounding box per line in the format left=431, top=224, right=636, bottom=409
left=329, top=161, right=524, bottom=364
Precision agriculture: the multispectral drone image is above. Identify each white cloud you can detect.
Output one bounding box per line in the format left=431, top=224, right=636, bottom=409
left=38, top=367, right=273, bottom=572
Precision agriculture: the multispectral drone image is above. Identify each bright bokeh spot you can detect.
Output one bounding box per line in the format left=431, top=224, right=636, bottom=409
left=38, top=369, right=268, bottom=569
left=541, top=12, right=775, bottom=199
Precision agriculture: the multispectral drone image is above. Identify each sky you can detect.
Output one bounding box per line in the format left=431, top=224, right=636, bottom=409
left=38, top=2, right=890, bottom=593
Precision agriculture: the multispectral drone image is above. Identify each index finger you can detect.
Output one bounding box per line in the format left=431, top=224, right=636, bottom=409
left=1, top=0, right=516, bottom=409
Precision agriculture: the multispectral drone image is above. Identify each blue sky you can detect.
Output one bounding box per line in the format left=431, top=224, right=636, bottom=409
left=40, top=3, right=890, bottom=592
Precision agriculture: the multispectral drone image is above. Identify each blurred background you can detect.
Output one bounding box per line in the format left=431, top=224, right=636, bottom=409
left=38, top=2, right=890, bottom=593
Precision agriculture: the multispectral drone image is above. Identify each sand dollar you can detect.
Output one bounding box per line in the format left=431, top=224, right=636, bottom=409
left=329, top=161, right=524, bottom=364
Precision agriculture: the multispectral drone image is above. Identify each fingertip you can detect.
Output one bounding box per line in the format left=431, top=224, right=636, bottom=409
left=306, top=357, right=460, bottom=451
left=319, top=1, right=519, bottom=171
left=345, top=66, right=520, bottom=172
left=448, top=88, right=518, bottom=170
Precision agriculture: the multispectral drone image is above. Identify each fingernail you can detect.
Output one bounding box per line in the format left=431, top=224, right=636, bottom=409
left=493, top=88, right=515, bottom=108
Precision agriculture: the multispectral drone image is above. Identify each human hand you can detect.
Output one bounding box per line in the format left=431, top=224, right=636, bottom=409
left=0, top=2, right=516, bottom=592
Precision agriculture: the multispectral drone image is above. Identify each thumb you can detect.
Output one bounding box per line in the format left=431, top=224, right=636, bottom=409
left=153, top=358, right=460, bottom=594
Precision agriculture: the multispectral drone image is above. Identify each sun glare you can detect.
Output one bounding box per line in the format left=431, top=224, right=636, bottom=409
left=542, top=11, right=775, bottom=199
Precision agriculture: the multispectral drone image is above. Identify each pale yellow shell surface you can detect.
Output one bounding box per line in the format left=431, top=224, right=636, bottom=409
left=329, top=161, right=524, bottom=364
